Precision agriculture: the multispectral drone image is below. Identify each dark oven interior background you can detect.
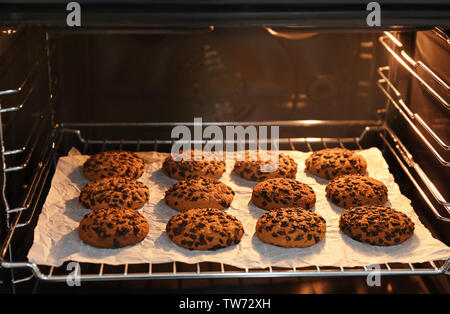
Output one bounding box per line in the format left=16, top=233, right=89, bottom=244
left=54, top=28, right=381, bottom=124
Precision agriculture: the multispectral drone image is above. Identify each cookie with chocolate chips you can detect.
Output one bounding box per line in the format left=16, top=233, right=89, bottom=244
left=339, top=205, right=415, bottom=246
left=79, top=177, right=149, bottom=211
left=162, top=150, right=226, bottom=180
left=252, top=178, right=316, bottom=211
left=233, top=152, right=297, bottom=182
left=255, top=208, right=326, bottom=248
left=83, top=151, right=145, bottom=181
left=325, top=174, right=388, bottom=209
left=78, top=208, right=149, bottom=248
left=166, top=208, right=244, bottom=251
left=165, top=177, right=234, bottom=211
left=305, top=148, right=367, bottom=180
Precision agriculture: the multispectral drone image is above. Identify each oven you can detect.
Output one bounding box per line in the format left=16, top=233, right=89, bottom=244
left=0, top=1, right=449, bottom=295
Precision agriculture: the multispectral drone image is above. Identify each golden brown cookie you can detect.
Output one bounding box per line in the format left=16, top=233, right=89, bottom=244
left=255, top=208, right=326, bottom=248
left=78, top=208, right=149, bottom=248
left=83, top=151, right=145, bottom=181
left=162, top=150, right=226, bottom=180
left=251, top=178, right=316, bottom=210
left=79, top=177, right=149, bottom=211
left=233, top=152, right=297, bottom=182
left=165, top=208, right=244, bottom=251
left=325, top=174, right=388, bottom=209
left=164, top=176, right=234, bottom=211
left=339, top=205, right=415, bottom=246
left=305, top=148, right=367, bottom=180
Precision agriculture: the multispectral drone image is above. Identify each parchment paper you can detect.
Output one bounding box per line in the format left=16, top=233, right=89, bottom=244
left=27, top=147, right=450, bottom=268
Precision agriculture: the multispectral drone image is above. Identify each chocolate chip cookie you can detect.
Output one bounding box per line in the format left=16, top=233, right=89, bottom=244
left=339, top=205, right=415, bottom=246
left=233, top=152, right=297, bottom=182
left=305, top=148, right=367, bottom=180
left=251, top=178, right=316, bottom=210
left=255, top=208, right=326, bottom=248
left=165, top=208, right=244, bottom=251
left=162, top=150, right=226, bottom=180
left=165, top=176, right=234, bottom=211
left=78, top=208, right=149, bottom=248
left=326, top=174, right=388, bottom=209
left=83, top=150, right=145, bottom=181
left=79, top=177, right=150, bottom=211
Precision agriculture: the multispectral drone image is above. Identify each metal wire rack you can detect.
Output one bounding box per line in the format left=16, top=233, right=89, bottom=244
left=0, top=123, right=448, bottom=285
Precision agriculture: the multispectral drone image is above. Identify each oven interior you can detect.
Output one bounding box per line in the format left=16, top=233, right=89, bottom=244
left=0, top=25, right=448, bottom=293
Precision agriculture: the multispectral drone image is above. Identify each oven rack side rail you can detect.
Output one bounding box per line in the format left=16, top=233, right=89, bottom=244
left=377, top=67, right=449, bottom=166
left=376, top=68, right=450, bottom=220
left=0, top=32, right=57, bottom=224
left=377, top=31, right=450, bottom=222
left=380, top=32, right=449, bottom=111
left=0, top=125, right=449, bottom=285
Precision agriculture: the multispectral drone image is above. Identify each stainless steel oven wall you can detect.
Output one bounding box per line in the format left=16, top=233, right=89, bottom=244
left=380, top=29, right=449, bottom=244
left=0, top=26, right=55, bottom=291
left=52, top=28, right=383, bottom=139
left=409, top=29, right=449, bottom=199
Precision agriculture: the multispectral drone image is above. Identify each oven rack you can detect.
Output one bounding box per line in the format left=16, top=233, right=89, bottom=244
left=0, top=123, right=448, bottom=285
